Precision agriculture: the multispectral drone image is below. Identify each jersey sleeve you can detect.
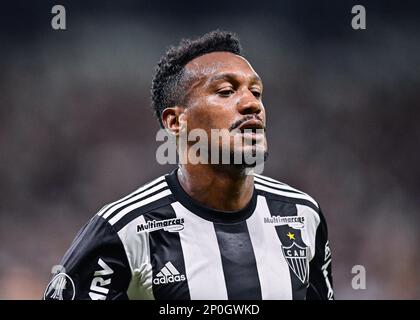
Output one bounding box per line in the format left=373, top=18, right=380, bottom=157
left=306, top=208, right=334, bottom=300
left=44, top=215, right=132, bottom=300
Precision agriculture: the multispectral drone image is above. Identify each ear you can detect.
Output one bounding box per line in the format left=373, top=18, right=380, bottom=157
left=161, top=106, right=186, bottom=136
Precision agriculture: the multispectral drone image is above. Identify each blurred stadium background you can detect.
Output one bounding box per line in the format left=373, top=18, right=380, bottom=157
left=0, top=0, right=419, bottom=299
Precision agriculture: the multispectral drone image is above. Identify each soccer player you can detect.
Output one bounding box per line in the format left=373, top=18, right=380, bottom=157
left=44, top=30, right=333, bottom=300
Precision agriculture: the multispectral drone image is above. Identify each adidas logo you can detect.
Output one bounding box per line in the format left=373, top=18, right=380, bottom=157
left=153, top=261, right=186, bottom=285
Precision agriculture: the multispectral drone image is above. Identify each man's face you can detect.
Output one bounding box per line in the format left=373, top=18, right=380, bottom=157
left=181, top=51, right=267, bottom=166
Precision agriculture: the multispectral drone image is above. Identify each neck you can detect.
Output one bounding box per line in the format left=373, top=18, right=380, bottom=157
left=177, top=164, right=254, bottom=212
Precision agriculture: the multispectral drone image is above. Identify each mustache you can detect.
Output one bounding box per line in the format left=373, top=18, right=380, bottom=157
left=229, top=115, right=265, bottom=132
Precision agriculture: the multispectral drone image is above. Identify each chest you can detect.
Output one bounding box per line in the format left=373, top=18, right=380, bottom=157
left=140, top=204, right=316, bottom=300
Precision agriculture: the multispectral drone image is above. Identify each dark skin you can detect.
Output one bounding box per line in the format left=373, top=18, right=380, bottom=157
left=162, top=51, right=267, bottom=212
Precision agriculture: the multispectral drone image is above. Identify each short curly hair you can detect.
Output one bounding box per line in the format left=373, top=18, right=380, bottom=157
left=151, top=30, right=243, bottom=128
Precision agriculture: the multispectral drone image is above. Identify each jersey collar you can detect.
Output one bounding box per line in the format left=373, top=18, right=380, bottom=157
left=165, top=168, right=257, bottom=224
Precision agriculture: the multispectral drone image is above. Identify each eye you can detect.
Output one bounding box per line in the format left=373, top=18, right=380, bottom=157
left=251, top=90, right=262, bottom=98
left=217, top=88, right=235, bottom=97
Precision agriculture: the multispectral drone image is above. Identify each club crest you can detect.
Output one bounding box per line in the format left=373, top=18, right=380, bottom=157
left=282, top=242, right=309, bottom=284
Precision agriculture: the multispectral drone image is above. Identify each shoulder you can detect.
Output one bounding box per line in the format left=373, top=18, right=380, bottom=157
left=64, top=174, right=175, bottom=266
left=254, top=173, right=331, bottom=239
left=254, top=173, right=323, bottom=219
left=94, top=174, right=174, bottom=232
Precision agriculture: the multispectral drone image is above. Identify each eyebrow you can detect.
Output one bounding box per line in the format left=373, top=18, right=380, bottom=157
left=207, top=72, right=262, bottom=85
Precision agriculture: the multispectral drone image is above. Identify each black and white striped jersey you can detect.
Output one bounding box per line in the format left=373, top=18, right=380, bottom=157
left=44, top=169, right=334, bottom=300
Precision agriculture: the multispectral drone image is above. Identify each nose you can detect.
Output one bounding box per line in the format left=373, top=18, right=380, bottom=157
left=236, top=89, right=263, bottom=116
